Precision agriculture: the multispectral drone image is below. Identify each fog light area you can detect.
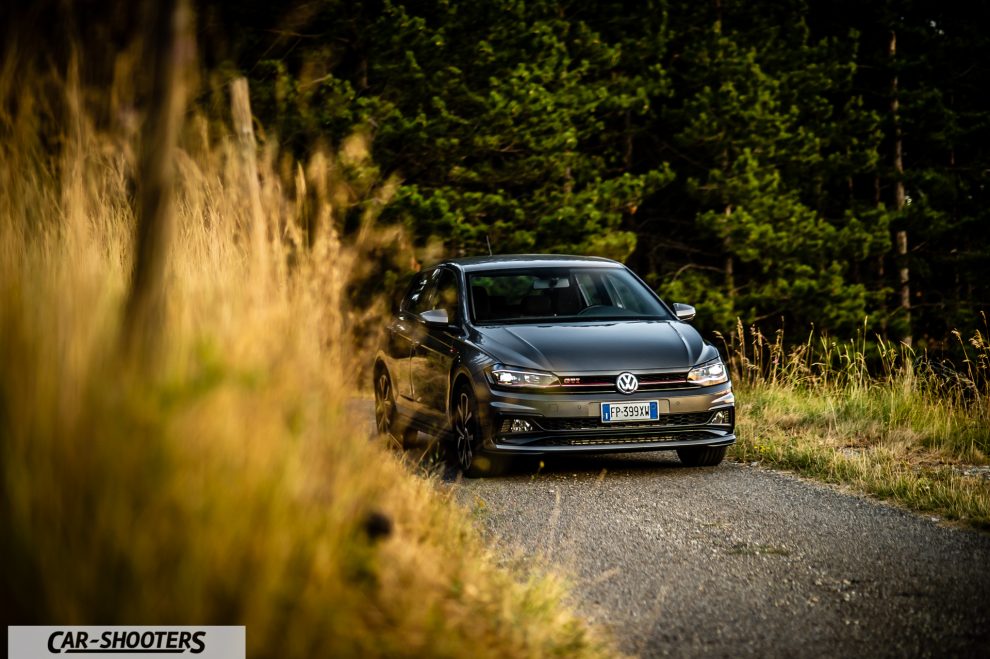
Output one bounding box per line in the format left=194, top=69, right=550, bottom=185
left=500, top=418, right=534, bottom=433
left=510, top=419, right=534, bottom=433
left=711, top=410, right=730, bottom=425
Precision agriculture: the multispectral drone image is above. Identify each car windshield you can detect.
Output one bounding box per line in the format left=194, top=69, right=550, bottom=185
left=468, top=267, right=675, bottom=323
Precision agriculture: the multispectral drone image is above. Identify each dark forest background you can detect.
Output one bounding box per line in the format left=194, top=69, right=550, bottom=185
left=5, top=0, right=989, bottom=346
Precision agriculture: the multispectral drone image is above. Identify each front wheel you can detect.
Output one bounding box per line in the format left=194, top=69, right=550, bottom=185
left=450, top=385, right=509, bottom=477
left=676, top=445, right=727, bottom=467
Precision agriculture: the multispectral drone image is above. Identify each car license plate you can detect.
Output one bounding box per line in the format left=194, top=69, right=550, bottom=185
left=600, top=400, right=666, bottom=422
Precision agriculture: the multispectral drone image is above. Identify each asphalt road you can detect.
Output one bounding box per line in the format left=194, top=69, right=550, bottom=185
left=460, top=453, right=990, bottom=658
left=357, top=402, right=990, bottom=657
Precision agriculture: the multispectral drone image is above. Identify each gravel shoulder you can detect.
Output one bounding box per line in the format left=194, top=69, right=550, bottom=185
left=456, top=452, right=990, bottom=658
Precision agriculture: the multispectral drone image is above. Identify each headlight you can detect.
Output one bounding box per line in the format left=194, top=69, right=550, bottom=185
left=687, top=360, right=728, bottom=387
left=487, top=364, right=559, bottom=388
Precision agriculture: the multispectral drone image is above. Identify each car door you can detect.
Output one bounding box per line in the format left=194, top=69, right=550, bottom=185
left=410, top=266, right=461, bottom=423
left=390, top=270, right=436, bottom=402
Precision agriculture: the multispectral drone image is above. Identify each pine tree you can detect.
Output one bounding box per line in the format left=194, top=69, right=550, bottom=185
left=647, top=0, right=889, bottom=334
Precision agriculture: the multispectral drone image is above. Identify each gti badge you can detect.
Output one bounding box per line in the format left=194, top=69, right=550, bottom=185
left=616, top=372, right=639, bottom=394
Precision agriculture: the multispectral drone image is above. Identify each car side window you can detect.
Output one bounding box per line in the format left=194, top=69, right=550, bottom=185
left=402, top=271, right=431, bottom=314
left=407, top=269, right=444, bottom=315
left=433, top=268, right=460, bottom=323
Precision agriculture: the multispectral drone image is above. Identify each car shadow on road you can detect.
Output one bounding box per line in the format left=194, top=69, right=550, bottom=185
left=507, top=452, right=689, bottom=478
left=408, top=429, right=695, bottom=479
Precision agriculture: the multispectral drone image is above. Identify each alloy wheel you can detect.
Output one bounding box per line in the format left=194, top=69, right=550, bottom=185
left=374, top=372, right=394, bottom=436
left=453, top=391, right=475, bottom=471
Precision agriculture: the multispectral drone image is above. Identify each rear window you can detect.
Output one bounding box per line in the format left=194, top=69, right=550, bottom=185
left=468, top=267, right=673, bottom=323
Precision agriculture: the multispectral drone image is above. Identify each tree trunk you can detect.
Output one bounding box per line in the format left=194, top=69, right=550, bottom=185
left=872, top=176, right=887, bottom=335
left=623, top=109, right=634, bottom=171
left=889, top=29, right=911, bottom=347
left=123, top=0, right=191, bottom=358
left=724, top=205, right=735, bottom=304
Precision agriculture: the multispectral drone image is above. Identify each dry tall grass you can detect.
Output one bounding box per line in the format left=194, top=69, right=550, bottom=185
left=723, top=321, right=990, bottom=527
left=0, top=57, right=609, bottom=657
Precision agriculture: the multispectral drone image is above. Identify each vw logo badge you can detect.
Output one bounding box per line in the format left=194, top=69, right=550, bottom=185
left=616, top=372, right=639, bottom=394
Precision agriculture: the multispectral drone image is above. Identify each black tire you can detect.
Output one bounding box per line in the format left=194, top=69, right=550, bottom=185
left=450, top=385, right=509, bottom=477
left=676, top=445, right=727, bottom=467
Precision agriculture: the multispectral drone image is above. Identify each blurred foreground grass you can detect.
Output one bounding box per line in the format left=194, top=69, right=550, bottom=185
left=0, top=84, right=609, bottom=658
left=726, top=323, right=990, bottom=528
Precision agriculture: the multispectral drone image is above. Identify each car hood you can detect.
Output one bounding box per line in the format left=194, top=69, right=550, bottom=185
left=473, top=321, right=717, bottom=373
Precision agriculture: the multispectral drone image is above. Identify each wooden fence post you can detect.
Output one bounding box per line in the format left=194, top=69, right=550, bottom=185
left=230, top=77, right=268, bottom=281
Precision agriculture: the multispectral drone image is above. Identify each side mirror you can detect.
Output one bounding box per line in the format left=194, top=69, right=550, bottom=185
left=673, top=303, right=696, bottom=322
left=420, top=308, right=450, bottom=328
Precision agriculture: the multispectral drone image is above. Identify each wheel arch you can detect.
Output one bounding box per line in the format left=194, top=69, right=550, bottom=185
left=448, top=367, right=474, bottom=420
left=448, top=361, right=496, bottom=438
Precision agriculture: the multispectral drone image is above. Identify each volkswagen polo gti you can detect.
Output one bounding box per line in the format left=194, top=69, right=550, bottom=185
left=373, top=255, right=735, bottom=476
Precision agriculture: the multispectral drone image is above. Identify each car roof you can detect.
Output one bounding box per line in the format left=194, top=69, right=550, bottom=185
left=439, top=254, right=623, bottom=273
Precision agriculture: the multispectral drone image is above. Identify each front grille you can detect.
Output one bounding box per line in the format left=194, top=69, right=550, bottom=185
left=636, top=373, right=693, bottom=390
left=538, top=431, right=714, bottom=447
left=536, top=412, right=713, bottom=432
left=552, top=372, right=692, bottom=394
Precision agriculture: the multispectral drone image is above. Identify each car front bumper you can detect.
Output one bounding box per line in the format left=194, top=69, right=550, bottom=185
left=480, top=380, right=736, bottom=455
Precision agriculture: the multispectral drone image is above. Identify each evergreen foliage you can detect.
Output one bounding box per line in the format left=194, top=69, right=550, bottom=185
left=35, top=0, right=990, bottom=344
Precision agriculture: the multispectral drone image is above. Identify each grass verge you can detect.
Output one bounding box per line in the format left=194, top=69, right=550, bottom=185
left=0, top=80, right=611, bottom=657
left=725, top=324, right=990, bottom=530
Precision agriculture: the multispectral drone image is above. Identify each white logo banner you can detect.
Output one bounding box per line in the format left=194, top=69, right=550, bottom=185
left=8, top=626, right=245, bottom=659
